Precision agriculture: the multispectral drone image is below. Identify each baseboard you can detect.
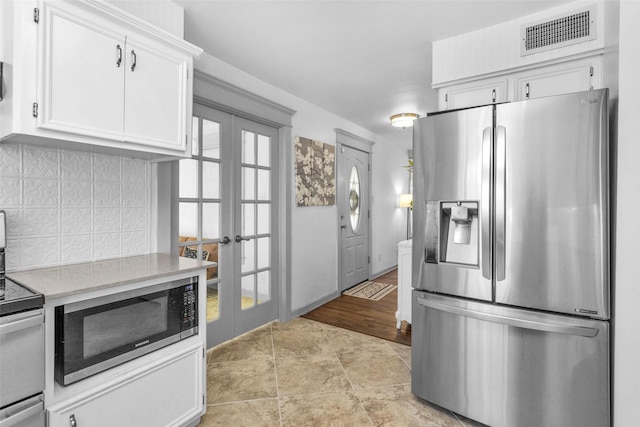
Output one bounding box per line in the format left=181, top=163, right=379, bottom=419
left=290, top=291, right=339, bottom=319
left=287, top=266, right=398, bottom=321
left=371, top=264, right=398, bottom=280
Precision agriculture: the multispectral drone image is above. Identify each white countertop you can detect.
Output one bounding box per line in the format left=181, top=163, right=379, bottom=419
left=8, top=253, right=213, bottom=299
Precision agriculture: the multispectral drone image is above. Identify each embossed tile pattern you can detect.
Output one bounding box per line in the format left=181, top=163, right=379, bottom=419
left=200, top=319, right=476, bottom=427
left=0, top=144, right=151, bottom=270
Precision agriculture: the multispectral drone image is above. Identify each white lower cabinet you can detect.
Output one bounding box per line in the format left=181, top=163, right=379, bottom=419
left=47, top=342, right=203, bottom=427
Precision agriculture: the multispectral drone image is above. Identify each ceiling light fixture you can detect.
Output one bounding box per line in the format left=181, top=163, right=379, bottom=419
left=390, top=113, right=419, bottom=129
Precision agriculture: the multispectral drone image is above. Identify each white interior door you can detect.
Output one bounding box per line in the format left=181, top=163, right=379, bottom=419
left=339, top=145, right=370, bottom=291
left=179, top=105, right=278, bottom=348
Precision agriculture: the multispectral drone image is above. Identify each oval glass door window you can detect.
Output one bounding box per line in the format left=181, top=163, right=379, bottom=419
left=349, top=165, right=360, bottom=232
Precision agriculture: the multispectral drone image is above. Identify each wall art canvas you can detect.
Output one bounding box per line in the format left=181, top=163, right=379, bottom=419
left=295, top=136, right=336, bottom=206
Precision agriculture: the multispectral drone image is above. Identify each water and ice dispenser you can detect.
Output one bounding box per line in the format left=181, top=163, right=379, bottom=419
left=425, top=201, right=479, bottom=267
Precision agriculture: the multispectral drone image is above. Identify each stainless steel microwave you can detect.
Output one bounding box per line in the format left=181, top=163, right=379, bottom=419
left=55, top=276, right=198, bottom=385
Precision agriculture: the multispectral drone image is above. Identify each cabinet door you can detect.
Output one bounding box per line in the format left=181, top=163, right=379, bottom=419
left=514, top=59, right=598, bottom=101
left=47, top=344, right=203, bottom=427
left=123, top=36, right=189, bottom=151
left=441, top=78, right=508, bottom=110
left=40, top=3, right=125, bottom=140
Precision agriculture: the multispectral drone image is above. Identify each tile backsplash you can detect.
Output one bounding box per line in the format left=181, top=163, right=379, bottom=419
left=0, top=144, right=151, bottom=271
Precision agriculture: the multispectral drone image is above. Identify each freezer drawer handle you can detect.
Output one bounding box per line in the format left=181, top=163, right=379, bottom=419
left=417, top=297, right=599, bottom=337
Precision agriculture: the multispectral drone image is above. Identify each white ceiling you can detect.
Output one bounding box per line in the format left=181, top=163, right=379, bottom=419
left=176, top=0, right=571, bottom=136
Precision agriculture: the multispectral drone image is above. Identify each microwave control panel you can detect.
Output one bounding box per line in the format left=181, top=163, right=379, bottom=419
left=182, top=283, right=198, bottom=333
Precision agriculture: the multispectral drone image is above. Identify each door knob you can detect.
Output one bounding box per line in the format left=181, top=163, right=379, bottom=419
left=235, top=235, right=250, bottom=243
left=340, top=225, right=347, bottom=229
left=221, top=236, right=231, bottom=245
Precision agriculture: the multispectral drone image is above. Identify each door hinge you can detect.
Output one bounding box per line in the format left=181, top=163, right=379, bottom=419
left=445, top=93, right=448, bottom=103
left=590, top=66, right=594, bottom=77
left=368, top=164, right=371, bottom=172
left=368, top=210, right=370, bottom=219
left=32, top=102, right=38, bottom=118
left=33, top=8, right=39, bottom=23
left=368, top=256, right=371, bottom=264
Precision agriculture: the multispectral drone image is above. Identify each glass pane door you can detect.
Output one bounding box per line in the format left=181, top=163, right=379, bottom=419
left=179, top=105, right=232, bottom=348
left=233, top=117, right=278, bottom=337
left=179, top=106, right=278, bottom=347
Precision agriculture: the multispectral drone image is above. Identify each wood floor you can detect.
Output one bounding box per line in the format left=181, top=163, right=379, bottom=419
left=302, top=269, right=411, bottom=346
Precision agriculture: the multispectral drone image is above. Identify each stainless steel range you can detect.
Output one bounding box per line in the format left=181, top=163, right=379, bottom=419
left=0, top=210, right=46, bottom=427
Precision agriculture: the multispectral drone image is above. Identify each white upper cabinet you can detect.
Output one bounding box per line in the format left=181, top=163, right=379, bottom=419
left=1, top=0, right=201, bottom=159
left=513, top=57, right=600, bottom=101
left=439, top=78, right=509, bottom=111
left=123, top=36, right=188, bottom=150
left=431, top=2, right=614, bottom=111
left=41, top=7, right=126, bottom=140
left=437, top=55, right=603, bottom=111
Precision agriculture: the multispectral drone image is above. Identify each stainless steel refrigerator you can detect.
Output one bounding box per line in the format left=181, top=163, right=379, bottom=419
left=411, top=89, right=610, bottom=427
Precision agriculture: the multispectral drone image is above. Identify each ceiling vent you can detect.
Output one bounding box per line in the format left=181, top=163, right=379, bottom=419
left=520, top=6, right=596, bottom=56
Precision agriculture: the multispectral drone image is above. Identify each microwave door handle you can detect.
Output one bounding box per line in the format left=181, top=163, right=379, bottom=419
left=481, top=126, right=492, bottom=280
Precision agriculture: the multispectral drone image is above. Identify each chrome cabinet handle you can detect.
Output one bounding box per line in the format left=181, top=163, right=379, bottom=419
left=221, top=236, right=231, bottom=245
left=235, top=235, right=250, bottom=243
left=116, top=44, right=122, bottom=67
left=70, top=414, right=77, bottom=427
left=130, top=50, right=137, bottom=72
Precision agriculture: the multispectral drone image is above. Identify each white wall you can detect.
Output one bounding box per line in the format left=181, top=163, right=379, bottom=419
left=613, top=1, right=640, bottom=424
left=370, top=129, right=413, bottom=275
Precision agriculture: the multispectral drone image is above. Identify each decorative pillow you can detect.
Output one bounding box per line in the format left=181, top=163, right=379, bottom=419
left=183, top=247, right=209, bottom=261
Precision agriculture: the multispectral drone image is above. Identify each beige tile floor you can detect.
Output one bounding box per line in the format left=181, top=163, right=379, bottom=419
left=198, top=317, right=483, bottom=427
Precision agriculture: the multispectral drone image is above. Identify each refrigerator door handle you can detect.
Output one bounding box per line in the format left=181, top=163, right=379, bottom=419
left=416, top=297, right=599, bottom=337
left=495, top=126, right=506, bottom=281
left=481, top=127, right=492, bottom=280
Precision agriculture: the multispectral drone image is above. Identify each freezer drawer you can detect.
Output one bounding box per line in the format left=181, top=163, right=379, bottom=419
left=411, top=291, right=609, bottom=427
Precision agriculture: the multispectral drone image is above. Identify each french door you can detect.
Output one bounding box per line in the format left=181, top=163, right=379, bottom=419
left=178, top=104, right=279, bottom=348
